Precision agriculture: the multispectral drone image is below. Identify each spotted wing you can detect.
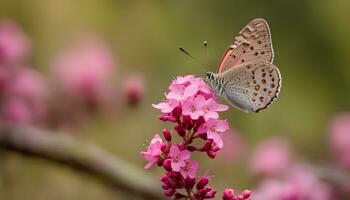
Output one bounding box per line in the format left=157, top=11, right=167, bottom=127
left=220, top=61, right=281, bottom=112
left=217, top=18, right=274, bottom=74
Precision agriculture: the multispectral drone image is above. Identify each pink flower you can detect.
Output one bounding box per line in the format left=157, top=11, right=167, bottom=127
left=217, top=129, right=245, bottom=163
left=0, top=20, right=31, bottom=65
left=166, top=83, right=198, bottom=101
left=152, top=99, right=179, bottom=113
left=0, top=66, right=9, bottom=95
left=122, top=73, right=145, bottom=106
left=180, top=160, right=199, bottom=179
left=202, top=98, right=228, bottom=120
left=51, top=35, right=116, bottom=104
left=143, top=75, right=234, bottom=199
left=7, top=68, right=48, bottom=101
left=192, top=78, right=212, bottom=95
left=198, top=119, right=229, bottom=148
left=182, top=95, right=228, bottom=120
left=250, top=137, right=291, bottom=176
left=182, top=95, right=206, bottom=119
left=254, top=165, right=331, bottom=200
left=2, top=98, right=31, bottom=124
left=1, top=68, right=48, bottom=125
left=329, top=113, right=350, bottom=170
left=170, top=75, right=195, bottom=86
left=168, top=145, right=190, bottom=171
left=140, top=134, right=164, bottom=169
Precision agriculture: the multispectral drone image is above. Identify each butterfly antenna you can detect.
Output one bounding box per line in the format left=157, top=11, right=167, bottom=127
left=179, top=46, right=207, bottom=70
left=204, top=41, right=208, bottom=58
left=203, top=40, right=211, bottom=67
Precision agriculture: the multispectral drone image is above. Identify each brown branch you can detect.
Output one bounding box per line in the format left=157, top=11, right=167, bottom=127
left=0, top=125, right=163, bottom=200
left=313, top=164, right=350, bottom=186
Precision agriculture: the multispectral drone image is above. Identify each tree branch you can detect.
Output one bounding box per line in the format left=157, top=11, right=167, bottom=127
left=0, top=125, right=163, bottom=200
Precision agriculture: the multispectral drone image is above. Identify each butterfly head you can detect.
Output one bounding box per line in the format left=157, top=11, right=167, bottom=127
left=204, top=71, right=218, bottom=92
left=204, top=71, right=214, bottom=81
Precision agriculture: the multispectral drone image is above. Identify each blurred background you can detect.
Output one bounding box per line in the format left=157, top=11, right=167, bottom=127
left=0, top=0, right=350, bottom=199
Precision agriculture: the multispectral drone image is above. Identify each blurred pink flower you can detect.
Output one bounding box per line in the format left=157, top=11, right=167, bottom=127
left=7, top=68, right=48, bottom=101
left=329, top=113, right=350, bottom=170
left=253, top=165, right=332, bottom=200
left=1, top=68, right=47, bottom=125
left=51, top=36, right=116, bottom=104
left=0, top=20, right=31, bottom=65
left=122, top=74, right=145, bottom=106
left=0, top=66, right=10, bottom=95
left=217, top=129, right=245, bottom=163
left=2, top=98, right=31, bottom=123
left=250, top=137, right=292, bottom=176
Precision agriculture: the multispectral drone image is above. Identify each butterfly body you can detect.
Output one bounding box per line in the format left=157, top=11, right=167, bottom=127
left=204, top=18, right=282, bottom=113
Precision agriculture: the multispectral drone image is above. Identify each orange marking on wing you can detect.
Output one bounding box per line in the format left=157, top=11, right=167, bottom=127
left=217, top=48, right=234, bottom=73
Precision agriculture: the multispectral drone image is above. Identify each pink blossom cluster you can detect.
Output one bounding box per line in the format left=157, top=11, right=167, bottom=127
left=122, top=73, right=145, bottom=106
left=329, top=113, right=350, bottom=170
left=0, top=19, right=143, bottom=127
left=141, top=75, right=251, bottom=200
left=253, top=165, right=331, bottom=200
left=0, top=19, right=31, bottom=65
left=0, top=20, right=48, bottom=125
left=249, top=137, right=292, bottom=177
left=51, top=35, right=116, bottom=105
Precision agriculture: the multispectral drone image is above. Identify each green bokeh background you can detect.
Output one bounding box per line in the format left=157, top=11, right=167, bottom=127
left=0, top=0, right=349, bottom=199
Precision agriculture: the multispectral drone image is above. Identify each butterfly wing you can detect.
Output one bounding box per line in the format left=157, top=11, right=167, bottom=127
left=221, top=61, right=281, bottom=112
left=217, top=18, right=274, bottom=74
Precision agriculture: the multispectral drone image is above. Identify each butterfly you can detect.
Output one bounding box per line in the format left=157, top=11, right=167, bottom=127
left=204, top=18, right=282, bottom=113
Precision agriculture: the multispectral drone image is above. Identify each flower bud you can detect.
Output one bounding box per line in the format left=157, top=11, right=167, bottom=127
left=172, top=106, right=182, bottom=119
left=196, top=176, right=209, bottom=190
left=186, top=145, right=197, bottom=152
left=207, top=151, right=217, bottom=159
left=222, top=188, right=235, bottom=200
left=122, top=74, right=145, bottom=106
left=242, top=190, right=251, bottom=198
left=202, top=141, right=212, bottom=152
left=157, top=158, right=164, bottom=166
left=163, top=159, right=172, bottom=171
left=184, top=177, right=195, bottom=188
left=174, top=125, right=186, bottom=137
left=205, top=189, right=216, bottom=198
left=160, top=174, right=169, bottom=183
left=162, top=184, right=170, bottom=190
left=194, top=117, right=205, bottom=130
left=168, top=180, right=178, bottom=189
left=162, top=128, right=172, bottom=141
left=159, top=114, right=177, bottom=122
left=182, top=115, right=193, bottom=130
left=164, top=188, right=175, bottom=197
